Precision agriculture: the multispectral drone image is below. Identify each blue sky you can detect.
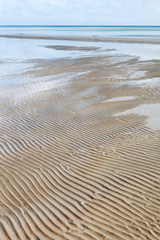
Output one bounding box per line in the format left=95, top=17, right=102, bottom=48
left=0, top=0, right=160, bottom=25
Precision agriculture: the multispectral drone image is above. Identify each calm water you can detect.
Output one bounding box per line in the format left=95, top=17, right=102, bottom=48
left=1, top=26, right=160, bottom=38
left=0, top=26, right=160, bottom=87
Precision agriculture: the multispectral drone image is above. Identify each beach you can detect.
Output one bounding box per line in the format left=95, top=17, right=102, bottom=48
left=0, top=33, right=160, bottom=240
left=1, top=34, right=160, bottom=44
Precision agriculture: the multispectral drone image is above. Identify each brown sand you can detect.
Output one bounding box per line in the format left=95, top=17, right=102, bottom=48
left=0, top=42, right=160, bottom=240
left=1, top=34, right=160, bottom=44
left=45, top=45, right=101, bottom=51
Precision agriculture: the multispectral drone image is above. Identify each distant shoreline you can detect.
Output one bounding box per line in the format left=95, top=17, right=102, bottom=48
left=0, top=25, right=160, bottom=27
left=0, top=34, right=160, bottom=44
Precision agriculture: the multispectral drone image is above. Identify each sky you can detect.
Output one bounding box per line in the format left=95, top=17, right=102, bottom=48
left=0, top=0, right=160, bottom=25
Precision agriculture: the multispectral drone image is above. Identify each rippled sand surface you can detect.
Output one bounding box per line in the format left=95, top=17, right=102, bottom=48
left=0, top=44, right=160, bottom=240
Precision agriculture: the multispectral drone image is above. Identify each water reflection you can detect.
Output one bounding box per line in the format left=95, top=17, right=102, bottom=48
left=0, top=32, right=160, bottom=88
left=115, top=103, right=160, bottom=130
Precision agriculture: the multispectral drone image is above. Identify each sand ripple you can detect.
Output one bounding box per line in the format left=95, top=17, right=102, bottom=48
left=0, top=52, right=160, bottom=240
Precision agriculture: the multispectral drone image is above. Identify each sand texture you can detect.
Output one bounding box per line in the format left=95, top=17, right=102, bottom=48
left=0, top=42, right=160, bottom=240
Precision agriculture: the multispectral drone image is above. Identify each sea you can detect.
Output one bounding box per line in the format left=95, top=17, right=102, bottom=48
left=0, top=26, right=160, bottom=86
left=1, top=25, right=160, bottom=38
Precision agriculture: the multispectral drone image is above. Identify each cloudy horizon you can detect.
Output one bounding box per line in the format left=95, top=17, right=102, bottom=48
left=0, top=0, right=160, bottom=26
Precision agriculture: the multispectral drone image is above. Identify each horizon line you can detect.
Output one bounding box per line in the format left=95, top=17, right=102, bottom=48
left=0, top=25, right=160, bottom=27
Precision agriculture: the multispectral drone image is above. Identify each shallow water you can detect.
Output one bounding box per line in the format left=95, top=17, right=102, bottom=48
left=0, top=26, right=160, bottom=88
left=103, top=96, right=136, bottom=102
left=115, top=103, right=160, bottom=130
left=1, top=26, right=160, bottom=38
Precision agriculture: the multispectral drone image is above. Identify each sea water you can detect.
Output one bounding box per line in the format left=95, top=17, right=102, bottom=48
left=0, top=26, right=160, bottom=87
left=1, top=25, right=160, bottom=38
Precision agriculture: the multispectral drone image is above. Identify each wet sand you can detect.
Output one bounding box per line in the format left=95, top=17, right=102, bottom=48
left=0, top=38, right=160, bottom=240
left=45, top=45, right=101, bottom=51
left=1, top=34, right=160, bottom=44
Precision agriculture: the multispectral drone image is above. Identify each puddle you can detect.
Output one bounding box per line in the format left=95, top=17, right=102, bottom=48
left=130, top=71, right=146, bottom=79
left=115, top=78, right=160, bottom=89
left=115, top=103, right=160, bottom=130
left=128, top=78, right=160, bottom=88
left=103, top=96, right=136, bottom=103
